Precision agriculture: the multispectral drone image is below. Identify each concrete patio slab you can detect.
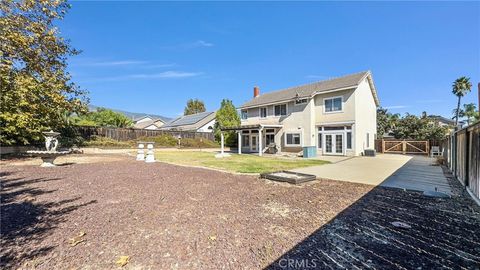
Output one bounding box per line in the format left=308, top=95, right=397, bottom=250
left=292, top=154, right=412, bottom=186
left=313, top=155, right=353, bottom=163
left=380, top=156, right=451, bottom=195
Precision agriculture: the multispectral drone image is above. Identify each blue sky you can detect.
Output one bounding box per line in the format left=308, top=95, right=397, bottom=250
left=62, top=1, right=480, bottom=118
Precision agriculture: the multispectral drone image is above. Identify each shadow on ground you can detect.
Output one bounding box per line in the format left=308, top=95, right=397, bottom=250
left=267, top=166, right=480, bottom=269
left=0, top=171, right=97, bottom=268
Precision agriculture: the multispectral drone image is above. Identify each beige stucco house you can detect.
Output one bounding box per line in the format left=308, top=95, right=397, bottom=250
left=223, top=71, right=379, bottom=156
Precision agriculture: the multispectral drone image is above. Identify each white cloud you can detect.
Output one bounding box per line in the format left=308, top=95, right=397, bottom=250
left=190, top=40, right=214, bottom=47
left=159, top=40, right=214, bottom=50
left=384, top=105, right=408, bottom=109
left=131, top=71, right=203, bottom=79
left=83, top=71, right=203, bottom=82
left=86, top=60, right=148, bottom=66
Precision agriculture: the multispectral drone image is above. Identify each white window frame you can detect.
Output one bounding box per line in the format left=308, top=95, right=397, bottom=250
left=317, top=125, right=354, bottom=150
left=284, top=132, right=302, bottom=147
left=259, top=107, right=268, bottom=118
left=274, top=104, right=288, bottom=117
left=241, top=109, right=248, bottom=120
left=294, top=98, right=308, bottom=106
left=323, top=96, right=343, bottom=114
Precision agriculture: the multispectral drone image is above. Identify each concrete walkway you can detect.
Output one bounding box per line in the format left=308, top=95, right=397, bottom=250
left=380, top=156, right=452, bottom=195
left=293, top=154, right=412, bottom=186
left=294, top=154, right=452, bottom=195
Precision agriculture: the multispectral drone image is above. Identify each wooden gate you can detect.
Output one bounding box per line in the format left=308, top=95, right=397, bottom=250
left=381, top=140, right=430, bottom=155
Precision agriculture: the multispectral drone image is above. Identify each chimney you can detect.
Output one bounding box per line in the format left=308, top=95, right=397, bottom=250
left=253, top=86, right=260, bottom=98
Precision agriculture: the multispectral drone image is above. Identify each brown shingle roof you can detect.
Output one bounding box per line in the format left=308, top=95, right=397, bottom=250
left=240, top=71, right=378, bottom=108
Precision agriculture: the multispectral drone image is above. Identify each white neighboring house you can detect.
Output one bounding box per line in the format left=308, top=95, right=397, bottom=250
left=133, top=116, right=167, bottom=130
left=222, top=71, right=379, bottom=156
left=160, top=111, right=216, bottom=133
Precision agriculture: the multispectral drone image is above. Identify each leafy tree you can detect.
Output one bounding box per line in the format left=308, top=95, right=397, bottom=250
left=72, top=108, right=133, bottom=128
left=462, top=103, right=479, bottom=125
left=376, top=107, right=400, bottom=137
left=184, top=98, right=206, bottom=115
left=376, top=108, right=389, bottom=137
left=0, top=0, right=87, bottom=145
left=214, top=99, right=240, bottom=146
left=452, top=77, right=472, bottom=126
left=391, top=113, right=448, bottom=141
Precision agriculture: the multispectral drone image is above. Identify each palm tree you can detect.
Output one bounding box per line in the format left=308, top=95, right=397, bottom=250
left=452, top=76, right=472, bottom=126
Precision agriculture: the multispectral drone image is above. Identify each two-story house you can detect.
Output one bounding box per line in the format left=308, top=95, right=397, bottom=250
left=222, top=71, right=379, bottom=156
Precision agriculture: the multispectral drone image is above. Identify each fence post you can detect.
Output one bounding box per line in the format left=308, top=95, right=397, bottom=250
left=402, top=140, right=406, bottom=154
left=426, top=140, right=430, bottom=156
left=382, top=139, right=385, bottom=153
left=465, top=130, right=470, bottom=187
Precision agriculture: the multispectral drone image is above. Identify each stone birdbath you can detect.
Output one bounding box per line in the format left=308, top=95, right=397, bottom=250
left=27, top=130, right=71, bottom=167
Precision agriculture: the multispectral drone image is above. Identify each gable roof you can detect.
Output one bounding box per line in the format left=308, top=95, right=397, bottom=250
left=239, top=71, right=379, bottom=109
left=161, top=111, right=216, bottom=131
left=133, top=115, right=167, bottom=124
left=133, top=119, right=165, bottom=129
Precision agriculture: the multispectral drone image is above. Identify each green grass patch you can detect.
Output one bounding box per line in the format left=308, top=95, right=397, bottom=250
left=154, top=151, right=329, bottom=173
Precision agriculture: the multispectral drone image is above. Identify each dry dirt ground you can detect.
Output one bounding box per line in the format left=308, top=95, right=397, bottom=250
left=1, top=155, right=479, bottom=269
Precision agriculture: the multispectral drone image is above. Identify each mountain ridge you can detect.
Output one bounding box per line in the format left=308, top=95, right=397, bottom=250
left=88, top=105, right=172, bottom=123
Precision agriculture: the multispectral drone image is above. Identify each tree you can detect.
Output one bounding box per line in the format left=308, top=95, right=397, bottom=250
left=452, top=77, right=472, bottom=126
left=462, top=103, right=479, bottom=125
left=72, top=108, right=133, bottom=128
left=0, top=0, right=87, bottom=145
left=391, top=113, right=448, bottom=141
left=214, top=99, right=240, bottom=146
left=184, top=99, right=206, bottom=115
left=376, top=107, right=400, bottom=138
left=376, top=107, right=390, bottom=137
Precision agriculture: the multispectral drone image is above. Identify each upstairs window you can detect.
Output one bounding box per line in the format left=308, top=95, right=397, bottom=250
left=324, top=97, right=342, bottom=112
left=260, top=107, right=267, bottom=118
left=241, top=110, right=248, bottom=120
left=274, top=104, right=287, bottom=116
left=295, top=98, right=308, bottom=105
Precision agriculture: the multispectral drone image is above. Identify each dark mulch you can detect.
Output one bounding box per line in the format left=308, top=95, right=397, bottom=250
left=2, top=159, right=479, bottom=269
left=1, top=158, right=372, bottom=269
left=268, top=165, right=480, bottom=270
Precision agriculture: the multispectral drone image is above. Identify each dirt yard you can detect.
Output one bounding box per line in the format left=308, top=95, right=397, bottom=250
left=1, top=156, right=372, bottom=269
left=2, top=155, right=479, bottom=269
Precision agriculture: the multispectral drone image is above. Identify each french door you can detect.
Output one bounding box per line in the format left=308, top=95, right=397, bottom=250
left=324, top=133, right=344, bottom=155
left=250, top=135, right=258, bottom=151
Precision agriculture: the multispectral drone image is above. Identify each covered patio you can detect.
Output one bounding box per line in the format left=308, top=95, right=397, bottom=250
left=220, top=124, right=283, bottom=156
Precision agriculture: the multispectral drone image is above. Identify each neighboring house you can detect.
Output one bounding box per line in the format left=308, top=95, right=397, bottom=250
left=160, top=111, right=216, bottom=132
left=428, top=115, right=456, bottom=127
left=133, top=116, right=167, bottom=130
left=428, top=115, right=465, bottom=131
left=223, top=71, right=379, bottom=156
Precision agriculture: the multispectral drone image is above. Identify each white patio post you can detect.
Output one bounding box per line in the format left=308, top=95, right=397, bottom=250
left=238, top=131, right=242, bottom=154
left=220, top=132, right=225, bottom=155
left=258, top=128, right=263, bottom=156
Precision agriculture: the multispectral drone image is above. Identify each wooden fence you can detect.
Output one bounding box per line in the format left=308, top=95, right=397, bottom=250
left=375, top=139, right=430, bottom=155
left=443, top=122, right=480, bottom=201
left=75, top=126, right=215, bottom=141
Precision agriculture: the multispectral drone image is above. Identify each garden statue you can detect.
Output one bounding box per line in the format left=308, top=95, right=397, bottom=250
left=27, top=130, right=71, bottom=167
